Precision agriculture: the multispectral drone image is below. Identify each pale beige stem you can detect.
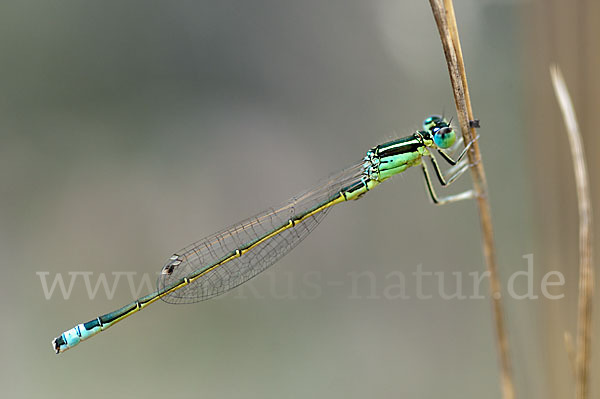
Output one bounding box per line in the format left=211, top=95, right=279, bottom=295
left=428, top=1, right=515, bottom=398
left=550, top=65, right=594, bottom=399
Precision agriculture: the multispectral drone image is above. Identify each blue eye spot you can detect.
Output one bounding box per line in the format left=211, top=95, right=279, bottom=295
left=423, top=115, right=443, bottom=131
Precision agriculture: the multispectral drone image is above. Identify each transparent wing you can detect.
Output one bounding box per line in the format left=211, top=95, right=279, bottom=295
left=157, top=160, right=365, bottom=304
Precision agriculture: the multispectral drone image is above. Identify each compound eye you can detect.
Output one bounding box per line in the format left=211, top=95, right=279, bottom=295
left=433, top=126, right=456, bottom=149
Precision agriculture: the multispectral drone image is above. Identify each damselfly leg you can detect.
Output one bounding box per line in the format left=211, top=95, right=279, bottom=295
left=420, top=134, right=479, bottom=205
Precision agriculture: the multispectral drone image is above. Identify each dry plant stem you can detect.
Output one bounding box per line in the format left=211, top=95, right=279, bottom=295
left=550, top=65, right=594, bottom=399
left=428, top=1, right=515, bottom=399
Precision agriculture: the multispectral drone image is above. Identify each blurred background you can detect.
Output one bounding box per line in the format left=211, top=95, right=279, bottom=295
left=0, top=1, right=598, bottom=398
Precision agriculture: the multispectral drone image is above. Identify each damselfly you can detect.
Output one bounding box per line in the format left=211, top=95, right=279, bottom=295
left=52, top=115, right=476, bottom=354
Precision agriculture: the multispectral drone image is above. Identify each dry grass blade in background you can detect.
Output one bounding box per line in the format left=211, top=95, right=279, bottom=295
left=428, top=1, right=515, bottom=398
left=550, top=65, right=594, bottom=399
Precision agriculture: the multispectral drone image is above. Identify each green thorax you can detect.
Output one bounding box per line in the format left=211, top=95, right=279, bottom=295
left=368, top=133, right=431, bottom=181
left=341, top=115, right=456, bottom=201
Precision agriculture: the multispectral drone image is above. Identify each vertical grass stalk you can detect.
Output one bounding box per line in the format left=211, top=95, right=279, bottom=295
left=428, top=1, right=515, bottom=398
left=550, top=65, right=594, bottom=399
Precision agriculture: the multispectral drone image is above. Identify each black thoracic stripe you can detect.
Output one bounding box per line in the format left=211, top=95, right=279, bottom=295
left=376, top=135, right=421, bottom=157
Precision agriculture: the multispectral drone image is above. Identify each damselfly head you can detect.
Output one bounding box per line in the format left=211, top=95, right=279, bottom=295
left=422, top=115, right=456, bottom=149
